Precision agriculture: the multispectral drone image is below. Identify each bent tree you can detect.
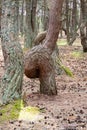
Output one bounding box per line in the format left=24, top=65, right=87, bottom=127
left=24, top=0, right=64, bottom=95
left=0, top=0, right=24, bottom=104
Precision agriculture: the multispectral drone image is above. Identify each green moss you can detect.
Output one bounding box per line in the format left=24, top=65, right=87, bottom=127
left=56, top=58, right=73, bottom=77
left=57, top=39, right=67, bottom=46
left=0, top=99, right=44, bottom=123
left=61, top=65, right=73, bottom=77
left=0, top=99, right=23, bottom=124
left=22, top=47, right=30, bottom=53
left=71, top=51, right=84, bottom=58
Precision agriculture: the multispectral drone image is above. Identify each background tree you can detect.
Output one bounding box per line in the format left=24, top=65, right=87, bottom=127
left=65, top=0, right=70, bottom=44
left=20, top=0, right=25, bottom=36
left=0, top=0, right=1, bottom=37
left=24, top=0, right=37, bottom=48
left=80, top=0, right=87, bottom=52
left=0, top=0, right=24, bottom=104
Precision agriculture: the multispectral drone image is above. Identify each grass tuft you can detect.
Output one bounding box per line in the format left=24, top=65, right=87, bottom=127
left=56, top=58, right=73, bottom=77
left=71, top=51, right=83, bottom=58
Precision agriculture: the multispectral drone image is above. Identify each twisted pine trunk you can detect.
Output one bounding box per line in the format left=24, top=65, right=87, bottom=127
left=0, top=0, right=24, bottom=104
left=24, top=45, right=57, bottom=95
left=24, top=0, right=64, bottom=95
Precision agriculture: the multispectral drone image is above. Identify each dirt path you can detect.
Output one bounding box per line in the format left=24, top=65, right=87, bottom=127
left=0, top=45, right=87, bottom=130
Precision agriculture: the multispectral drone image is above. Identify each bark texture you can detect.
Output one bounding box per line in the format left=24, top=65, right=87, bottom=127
left=33, top=31, right=62, bottom=75
left=24, top=0, right=64, bottom=95
left=0, top=0, right=23, bottom=104
left=80, top=0, right=87, bottom=52
left=0, top=1, right=1, bottom=37
left=33, top=31, right=47, bottom=45
left=44, top=0, right=63, bottom=53
left=24, top=45, right=57, bottom=95
left=24, top=0, right=37, bottom=48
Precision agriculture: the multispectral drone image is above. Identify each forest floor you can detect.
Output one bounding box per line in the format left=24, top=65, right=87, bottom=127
left=0, top=41, right=87, bottom=130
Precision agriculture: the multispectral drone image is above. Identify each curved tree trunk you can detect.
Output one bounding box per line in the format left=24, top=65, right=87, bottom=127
left=33, top=31, right=62, bottom=75
left=43, top=0, right=63, bottom=53
left=0, top=0, right=24, bottom=104
left=24, top=45, right=57, bottom=95
left=24, top=0, right=64, bottom=95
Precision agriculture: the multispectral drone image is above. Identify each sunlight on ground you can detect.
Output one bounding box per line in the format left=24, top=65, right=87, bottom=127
left=57, top=39, right=67, bottom=46
left=57, top=38, right=81, bottom=46
left=0, top=100, right=44, bottom=124
left=71, top=51, right=84, bottom=58
left=18, top=106, right=43, bottom=121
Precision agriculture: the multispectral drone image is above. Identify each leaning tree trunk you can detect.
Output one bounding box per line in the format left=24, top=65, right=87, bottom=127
left=0, top=0, right=24, bottom=104
left=33, top=31, right=62, bottom=75
left=24, top=0, right=64, bottom=95
left=80, top=0, right=87, bottom=52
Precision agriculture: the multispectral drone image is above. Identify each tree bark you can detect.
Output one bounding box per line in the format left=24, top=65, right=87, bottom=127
left=24, top=0, right=64, bottom=95
left=0, top=1, right=1, bottom=37
left=44, top=0, right=63, bottom=53
left=0, top=0, right=24, bottom=104
left=24, top=0, right=37, bottom=48
left=65, top=0, right=70, bottom=44
left=69, top=0, right=77, bottom=45
left=24, top=45, right=57, bottom=95
left=80, top=0, right=87, bottom=52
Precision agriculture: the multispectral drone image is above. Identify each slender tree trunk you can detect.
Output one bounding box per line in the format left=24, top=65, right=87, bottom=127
left=15, top=0, right=19, bottom=33
left=24, top=0, right=64, bottom=95
left=31, top=0, right=37, bottom=32
left=65, top=0, right=70, bottom=44
left=24, top=0, right=37, bottom=48
left=20, top=0, right=24, bottom=36
left=69, top=0, right=77, bottom=45
left=80, top=0, right=87, bottom=52
left=0, top=0, right=24, bottom=104
left=43, top=0, right=49, bottom=30
left=0, top=1, right=1, bottom=37
left=44, top=0, right=63, bottom=53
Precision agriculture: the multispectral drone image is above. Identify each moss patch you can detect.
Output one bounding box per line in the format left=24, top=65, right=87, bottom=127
left=0, top=99, right=22, bottom=124
left=22, top=47, right=30, bottom=53
left=56, top=58, right=73, bottom=77
left=71, top=51, right=84, bottom=58
left=0, top=99, right=44, bottom=124
left=57, top=39, right=67, bottom=46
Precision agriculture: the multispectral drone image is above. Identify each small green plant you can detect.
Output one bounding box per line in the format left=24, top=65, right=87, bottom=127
left=0, top=100, right=22, bottom=124
left=60, top=65, right=73, bottom=77
left=71, top=51, right=83, bottom=58
left=56, top=58, right=73, bottom=77
left=57, top=39, right=67, bottom=46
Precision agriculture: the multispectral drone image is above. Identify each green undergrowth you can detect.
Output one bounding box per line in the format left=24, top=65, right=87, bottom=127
left=60, top=65, right=73, bottom=77
left=22, top=47, right=30, bottom=52
left=0, top=99, right=44, bottom=124
left=57, top=39, right=67, bottom=46
left=0, top=99, right=22, bottom=124
left=71, top=51, right=84, bottom=58
left=56, top=58, right=73, bottom=77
